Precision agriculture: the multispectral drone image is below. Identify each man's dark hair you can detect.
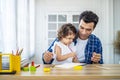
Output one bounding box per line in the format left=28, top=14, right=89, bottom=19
left=79, top=10, right=99, bottom=29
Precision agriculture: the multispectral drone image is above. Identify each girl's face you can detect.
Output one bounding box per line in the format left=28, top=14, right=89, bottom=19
left=61, top=34, right=75, bottom=45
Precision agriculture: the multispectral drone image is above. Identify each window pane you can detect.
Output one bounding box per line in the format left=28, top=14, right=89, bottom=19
left=48, top=39, right=54, bottom=46
left=48, top=31, right=57, bottom=38
left=72, top=15, right=79, bottom=22
left=58, top=15, right=67, bottom=22
left=58, top=23, right=65, bottom=29
left=48, top=15, right=57, bottom=22
left=48, top=23, right=57, bottom=30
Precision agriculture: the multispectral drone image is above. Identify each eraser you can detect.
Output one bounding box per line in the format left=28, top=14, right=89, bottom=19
left=30, top=66, right=36, bottom=71
left=73, top=66, right=83, bottom=70
left=22, top=67, right=29, bottom=71
left=43, top=68, right=51, bottom=72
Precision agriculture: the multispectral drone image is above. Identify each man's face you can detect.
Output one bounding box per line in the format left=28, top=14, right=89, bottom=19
left=79, top=19, right=94, bottom=40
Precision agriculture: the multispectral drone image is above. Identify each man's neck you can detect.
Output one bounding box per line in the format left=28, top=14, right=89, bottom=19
left=78, top=36, right=88, bottom=40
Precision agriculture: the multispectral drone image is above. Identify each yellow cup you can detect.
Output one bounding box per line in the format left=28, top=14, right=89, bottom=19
left=13, top=55, right=21, bottom=72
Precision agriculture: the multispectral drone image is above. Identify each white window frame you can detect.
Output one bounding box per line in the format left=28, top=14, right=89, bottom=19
left=46, top=11, right=80, bottom=47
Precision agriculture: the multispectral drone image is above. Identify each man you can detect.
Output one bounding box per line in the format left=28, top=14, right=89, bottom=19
left=43, top=10, right=103, bottom=64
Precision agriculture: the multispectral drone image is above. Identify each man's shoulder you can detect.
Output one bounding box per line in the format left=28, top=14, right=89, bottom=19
left=89, top=34, right=102, bottom=44
left=89, top=34, right=100, bottom=40
left=88, top=34, right=102, bottom=48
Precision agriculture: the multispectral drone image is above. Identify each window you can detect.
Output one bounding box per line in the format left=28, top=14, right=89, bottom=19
left=47, top=12, right=79, bottom=46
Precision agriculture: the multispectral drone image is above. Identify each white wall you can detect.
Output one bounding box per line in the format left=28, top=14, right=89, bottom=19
left=35, top=0, right=114, bottom=64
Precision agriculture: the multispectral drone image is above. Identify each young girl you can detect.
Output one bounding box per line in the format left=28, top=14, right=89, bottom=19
left=53, top=23, right=79, bottom=64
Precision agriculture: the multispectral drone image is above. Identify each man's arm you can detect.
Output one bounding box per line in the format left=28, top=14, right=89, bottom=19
left=42, top=38, right=58, bottom=64
left=91, top=38, right=103, bottom=64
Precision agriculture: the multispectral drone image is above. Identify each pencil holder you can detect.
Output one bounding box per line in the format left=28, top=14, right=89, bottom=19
left=13, top=55, right=21, bottom=72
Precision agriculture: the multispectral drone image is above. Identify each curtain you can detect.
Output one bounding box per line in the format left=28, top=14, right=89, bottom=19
left=0, top=0, right=35, bottom=61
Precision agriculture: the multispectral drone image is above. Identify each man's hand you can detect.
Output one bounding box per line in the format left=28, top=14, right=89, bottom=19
left=43, top=51, right=53, bottom=63
left=91, top=52, right=101, bottom=63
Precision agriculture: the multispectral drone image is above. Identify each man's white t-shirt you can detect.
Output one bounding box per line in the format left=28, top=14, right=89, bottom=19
left=76, top=38, right=88, bottom=63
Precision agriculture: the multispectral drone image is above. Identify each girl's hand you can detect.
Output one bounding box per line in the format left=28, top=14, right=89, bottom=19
left=72, top=55, right=79, bottom=63
left=69, top=52, right=76, bottom=57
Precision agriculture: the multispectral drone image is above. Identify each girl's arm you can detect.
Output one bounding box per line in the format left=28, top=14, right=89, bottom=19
left=54, top=44, right=75, bottom=61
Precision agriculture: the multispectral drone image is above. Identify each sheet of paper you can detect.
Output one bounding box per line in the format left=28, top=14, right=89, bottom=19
left=55, top=63, right=85, bottom=69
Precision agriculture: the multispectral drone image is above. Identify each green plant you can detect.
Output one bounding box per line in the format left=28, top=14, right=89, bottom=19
left=114, top=30, right=120, bottom=51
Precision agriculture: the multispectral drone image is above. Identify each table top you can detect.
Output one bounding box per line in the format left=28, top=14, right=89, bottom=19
left=0, top=64, right=120, bottom=80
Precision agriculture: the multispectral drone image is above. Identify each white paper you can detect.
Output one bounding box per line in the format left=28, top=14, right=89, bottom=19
left=55, top=63, right=85, bottom=69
